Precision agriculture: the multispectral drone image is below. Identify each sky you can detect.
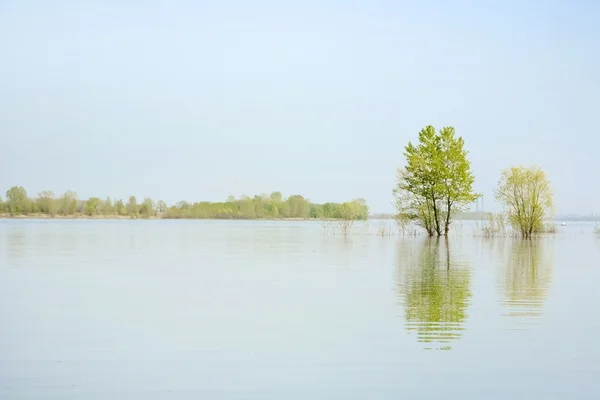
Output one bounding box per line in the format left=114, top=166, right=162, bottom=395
left=1, top=0, right=599, bottom=214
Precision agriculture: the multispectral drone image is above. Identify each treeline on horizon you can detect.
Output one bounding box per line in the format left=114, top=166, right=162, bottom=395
left=0, top=186, right=369, bottom=221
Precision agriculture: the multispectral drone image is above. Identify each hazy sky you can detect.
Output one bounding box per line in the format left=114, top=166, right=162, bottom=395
left=1, top=0, right=598, bottom=213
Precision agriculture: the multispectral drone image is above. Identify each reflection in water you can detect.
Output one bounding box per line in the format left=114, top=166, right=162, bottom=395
left=500, top=240, right=553, bottom=324
left=396, top=238, right=471, bottom=348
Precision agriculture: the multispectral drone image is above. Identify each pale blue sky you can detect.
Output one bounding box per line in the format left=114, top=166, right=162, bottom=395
left=1, top=0, right=598, bottom=213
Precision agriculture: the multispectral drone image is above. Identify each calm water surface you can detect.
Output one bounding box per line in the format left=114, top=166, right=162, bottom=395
left=1, top=219, right=599, bottom=399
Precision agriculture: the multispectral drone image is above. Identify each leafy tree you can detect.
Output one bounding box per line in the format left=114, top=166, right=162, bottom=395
left=37, top=191, right=57, bottom=215
left=393, top=125, right=478, bottom=236
left=156, top=200, right=167, bottom=214
left=252, top=195, right=265, bottom=218
left=140, top=197, right=155, bottom=218
left=58, top=191, right=78, bottom=215
left=6, top=186, right=29, bottom=214
left=495, top=165, right=553, bottom=238
left=437, top=127, right=479, bottom=235
left=115, top=199, right=127, bottom=215
left=0, top=196, right=4, bottom=212
left=85, top=197, right=102, bottom=216
left=126, top=196, right=139, bottom=217
left=287, top=195, right=310, bottom=218
left=270, top=192, right=283, bottom=202
left=104, top=197, right=114, bottom=214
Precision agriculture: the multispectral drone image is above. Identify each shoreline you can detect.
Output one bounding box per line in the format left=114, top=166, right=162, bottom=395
left=0, top=213, right=354, bottom=222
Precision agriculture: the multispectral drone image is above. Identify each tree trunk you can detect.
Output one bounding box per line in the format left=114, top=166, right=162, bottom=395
left=432, top=199, right=441, bottom=236
left=444, top=198, right=452, bottom=236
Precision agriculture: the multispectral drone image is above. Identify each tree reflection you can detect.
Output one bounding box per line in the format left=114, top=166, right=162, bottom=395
left=500, top=240, right=553, bottom=321
left=396, top=237, right=471, bottom=347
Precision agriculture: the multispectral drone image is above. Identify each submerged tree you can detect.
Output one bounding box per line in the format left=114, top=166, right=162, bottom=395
left=495, top=166, right=553, bottom=238
left=393, top=125, right=478, bottom=236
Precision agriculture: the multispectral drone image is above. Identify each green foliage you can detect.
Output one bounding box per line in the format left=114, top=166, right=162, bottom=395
left=495, top=165, right=554, bottom=238
left=156, top=200, right=167, bottom=214
left=58, top=191, right=78, bottom=215
left=115, top=199, right=127, bottom=215
left=0, top=196, right=3, bottom=212
left=85, top=197, right=102, bottom=216
left=393, top=125, right=478, bottom=236
left=37, top=191, right=57, bottom=216
left=126, top=196, right=139, bottom=217
left=0, top=186, right=368, bottom=221
left=269, top=192, right=283, bottom=202
left=139, top=197, right=155, bottom=218
left=5, top=186, right=30, bottom=214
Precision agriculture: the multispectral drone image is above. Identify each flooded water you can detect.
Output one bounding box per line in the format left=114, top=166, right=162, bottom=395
left=1, top=219, right=599, bottom=399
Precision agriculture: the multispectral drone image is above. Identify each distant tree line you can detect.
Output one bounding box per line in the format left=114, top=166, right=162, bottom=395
left=0, top=187, right=369, bottom=221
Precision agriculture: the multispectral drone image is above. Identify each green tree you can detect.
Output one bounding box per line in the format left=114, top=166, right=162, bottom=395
left=5, top=186, right=29, bottom=214
left=437, top=127, right=479, bottom=235
left=37, top=191, right=57, bottom=216
left=495, top=165, right=554, bottom=238
left=126, top=196, right=139, bottom=217
left=156, top=200, right=167, bottom=214
left=252, top=195, right=265, bottom=218
left=104, top=197, right=114, bottom=214
left=269, top=192, right=283, bottom=202
left=239, top=198, right=256, bottom=218
left=393, top=125, right=478, bottom=236
left=115, top=199, right=127, bottom=215
left=287, top=195, right=310, bottom=218
left=85, top=197, right=102, bottom=216
left=140, top=197, right=155, bottom=218
left=58, top=191, right=78, bottom=215
left=0, top=196, right=4, bottom=212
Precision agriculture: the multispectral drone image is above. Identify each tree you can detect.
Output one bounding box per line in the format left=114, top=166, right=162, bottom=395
left=156, top=200, right=167, bottom=214
left=5, top=186, right=29, bottom=214
left=351, top=198, right=369, bottom=220
left=269, top=191, right=283, bottom=202
left=115, top=199, right=127, bottom=215
left=37, top=191, right=57, bottom=215
left=437, top=127, right=479, bottom=235
left=104, top=197, right=114, bottom=214
left=495, top=165, right=553, bottom=238
left=58, top=191, right=78, bottom=215
left=140, top=197, right=155, bottom=218
left=126, top=196, right=139, bottom=217
left=85, top=197, right=102, bottom=216
left=393, top=125, right=478, bottom=237
left=0, top=196, right=4, bottom=212
left=287, top=195, right=310, bottom=218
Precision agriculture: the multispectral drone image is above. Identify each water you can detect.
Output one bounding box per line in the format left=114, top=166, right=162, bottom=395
left=1, top=219, right=599, bottom=399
